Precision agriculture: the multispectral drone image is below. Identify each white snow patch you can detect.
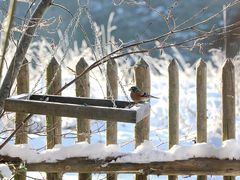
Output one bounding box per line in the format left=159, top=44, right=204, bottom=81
left=0, top=164, right=12, bottom=179
left=116, top=139, right=240, bottom=163
left=39, top=142, right=122, bottom=163
left=0, top=142, right=123, bottom=163
left=218, top=139, right=240, bottom=160
left=1, top=140, right=239, bottom=164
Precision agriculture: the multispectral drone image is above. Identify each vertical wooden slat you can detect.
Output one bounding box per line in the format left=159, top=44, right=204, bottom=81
left=222, top=59, right=235, bottom=180
left=196, top=59, right=207, bottom=180
left=196, top=59, right=207, bottom=142
left=76, top=57, right=91, bottom=180
left=46, top=57, right=62, bottom=180
left=16, top=59, right=29, bottom=144
left=134, top=58, right=150, bottom=180
left=106, top=59, right=118, bottom=180
left=15, top=58, right=29, bottom=180
left=168, top=59, right=179, bottom=180
left=76, top=57, right=90, bottom=142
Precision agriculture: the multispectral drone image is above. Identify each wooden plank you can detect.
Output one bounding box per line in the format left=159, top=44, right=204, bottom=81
left=4, top=98, right=150, bottom=123
left=134, top=58, right=150, bottom=180
left=25, top=158, right=240, bottom=176
left=76, top=57, right=91, bottom=142
left=196, top=59, right=207, bottom=142
left=134, top=58, right=151, bottom=145
left=15, top=58, right=29, bottom=180
left=168, top=59, right=179, bottom=147
left=46, top=57, right=62, bottom=149
left=196, top=59, right=207, bottom=180
left=76, top=57, right=92, bottom=180
left=168, top=59, right=179, bottom=180
left=106, top=59, right=118, bottom=145
left=106, top=59, right=118, bottom=180
left=29, top=94, right=130, bottom=108
left=8, top=93, right=130, bottom=107
left=1, top=155, right=240, bottom=176
left=222, top=59, right=235, bottom=180
left=222, top=59, right=235, bottom=140
left=16, top=59, right=29, bottom=145
left=46, top=57, right=62, bottom=180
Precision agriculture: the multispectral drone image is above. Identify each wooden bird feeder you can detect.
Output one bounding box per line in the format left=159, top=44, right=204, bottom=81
left=4, top=94, right=150, bottom=123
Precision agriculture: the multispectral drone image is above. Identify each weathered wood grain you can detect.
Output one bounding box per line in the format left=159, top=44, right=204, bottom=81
left=134, top=58, right=150, bottom=180
left=15, top=58, right=29, bottom=180
left=25, top=158, right=240, bottom=176
left=46, top=57, right=62, bottom=180
left=196, top=59, right=207, bottom=180
left=76, top=57, right=91, bottom=180
left=222, top=59, right=235, bottom=180
left=106, top=59, right=118, bottom=180
left=168, top=59, right=179, bottom=180
left=16, top=59, right=29, bottom=145
left=4, top=96, right=150, bottom=123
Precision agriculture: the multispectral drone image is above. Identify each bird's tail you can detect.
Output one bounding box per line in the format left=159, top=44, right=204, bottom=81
left=150, top=95, right=159, bottom=99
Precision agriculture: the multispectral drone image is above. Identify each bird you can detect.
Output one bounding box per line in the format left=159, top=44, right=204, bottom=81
left=129, top=86, right=159, bottom=103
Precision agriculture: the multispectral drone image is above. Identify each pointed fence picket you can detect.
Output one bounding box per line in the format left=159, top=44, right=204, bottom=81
left=106, top=59, right=118, bottom=180
left=15, top=58, right=29, bottom=180
left=46, top=57, right=62, bottom=180
left=196, top=59, right=207, bottom=180
left=134, top=58, right=151, bottom=180
left=168, top=59, right=179, bottom=180
left=76, top=57, right=91, bottom=180
left=222, top=59, right=235, bottom=180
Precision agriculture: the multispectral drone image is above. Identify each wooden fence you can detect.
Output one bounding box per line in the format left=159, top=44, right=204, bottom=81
left=6, top=57, right=239, bottom=180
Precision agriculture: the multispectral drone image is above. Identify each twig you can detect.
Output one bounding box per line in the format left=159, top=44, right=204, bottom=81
left=0, top=0, right=17, bottom=81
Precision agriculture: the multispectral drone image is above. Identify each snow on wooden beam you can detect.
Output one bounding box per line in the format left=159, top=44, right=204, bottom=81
left=26, top=158, right=240, bottom=176
left=4, top=94, right=150, bottom=123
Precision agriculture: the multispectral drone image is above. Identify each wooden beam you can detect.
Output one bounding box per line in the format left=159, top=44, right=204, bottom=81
left=1, top=155, right=240, bottom=176
left=24, top=158, right=240, bottom=176
left=4, top=95, right=150, bottom=123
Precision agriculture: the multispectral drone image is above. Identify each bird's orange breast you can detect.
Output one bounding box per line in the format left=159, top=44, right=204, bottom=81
left=130, top=92, right=149, bottom=103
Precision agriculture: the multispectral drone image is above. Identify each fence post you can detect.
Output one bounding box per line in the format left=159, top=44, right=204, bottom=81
left=75, top=57, right=92, bottom=180
left=168, top=59, right=179, bottom=180
left=134, top=58, right=150, bottom=180
left=46, top=57, right=62, bottom=180
left=222, top=59, right=235, bottom=180
left=196, top=59, right=207, bottom=180
left=15, top=58, right=29, bottom=180
left=106, top=59, right=118, bottom=180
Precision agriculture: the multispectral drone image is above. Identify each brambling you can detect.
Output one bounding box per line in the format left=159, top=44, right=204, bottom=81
left=129, top=86, right=159, bottom=103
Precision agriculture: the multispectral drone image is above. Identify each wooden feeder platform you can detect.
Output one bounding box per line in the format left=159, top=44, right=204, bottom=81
left=4, top=94, right=150, bottom=123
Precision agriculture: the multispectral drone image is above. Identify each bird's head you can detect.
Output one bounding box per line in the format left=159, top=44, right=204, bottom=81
left=129, top=86, right=141, bottom=93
